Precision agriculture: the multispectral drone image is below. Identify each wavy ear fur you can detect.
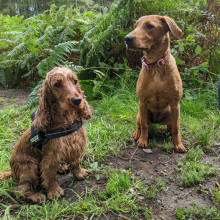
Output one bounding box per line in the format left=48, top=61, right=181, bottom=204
left=33, top=81, right=57, bottom=130
left=161, top=16, right=182, bottom=40
left=79, top=98, right=93, bottom=120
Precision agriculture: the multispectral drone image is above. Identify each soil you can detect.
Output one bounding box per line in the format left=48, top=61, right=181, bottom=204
left=0, top=89, right=219, bottom=220
left=0, top=89, right=31, bottom=109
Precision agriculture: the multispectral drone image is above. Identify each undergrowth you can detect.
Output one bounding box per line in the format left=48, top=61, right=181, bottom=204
left=177, top=146, right=218, bottom=187
left=176, top=202, right=220, bottom=220
left=0, top=83, right=219, bottom=218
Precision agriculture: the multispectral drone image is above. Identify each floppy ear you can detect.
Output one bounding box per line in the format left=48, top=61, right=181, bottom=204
left=79, top=97, right=93, bottom=120
left=161, top=16, right=182, bottom=40
left=33, top=80, right=56, bottom=130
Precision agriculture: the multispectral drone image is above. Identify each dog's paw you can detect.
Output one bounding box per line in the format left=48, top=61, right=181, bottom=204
left=47, top=186, right=64, bottom=199
left=133, top=129, right=140, bottom=141
left=57, top=163, right=70, bottom=174
left=28, top=192, right=45, bottom=204
left=175, top=144, right=187, bottom=153
left=137, top=138, right=148, bottom=148
left=74, top=168, right=89, bottom=180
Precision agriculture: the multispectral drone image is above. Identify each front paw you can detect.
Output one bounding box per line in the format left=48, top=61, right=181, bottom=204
left=174, top=143, right=187, bottom=153
left=137, top=138, right=148, bottom=148
left=28, top=192, right=46, bottom=204
left=74, top=168, right=89, bottom=180
left=47, top=186, right=64, bottom=199
left=133, top=129, right=140, bottom=141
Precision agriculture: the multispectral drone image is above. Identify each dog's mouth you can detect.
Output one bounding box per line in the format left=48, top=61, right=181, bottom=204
left=126, top=45, right=149, bottom=52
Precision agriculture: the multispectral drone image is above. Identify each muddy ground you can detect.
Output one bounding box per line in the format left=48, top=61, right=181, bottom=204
left=0, top=89, right=219, bottom=220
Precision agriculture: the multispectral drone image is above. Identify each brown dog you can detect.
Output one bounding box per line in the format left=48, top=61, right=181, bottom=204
left=125, top=15, right=186, bottom=152
left=0, top=67, right=93, bottom=202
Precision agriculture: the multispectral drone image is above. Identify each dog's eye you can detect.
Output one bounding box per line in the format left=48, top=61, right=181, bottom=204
left=74, top=80, right=78, bottom=85
left=146, top=24, right=154, bottom=29
left=54, top=82, right=62, bottom=88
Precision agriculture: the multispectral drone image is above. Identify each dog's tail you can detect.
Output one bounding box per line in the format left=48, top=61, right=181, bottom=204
left=0, top=170, right=12, bottom=179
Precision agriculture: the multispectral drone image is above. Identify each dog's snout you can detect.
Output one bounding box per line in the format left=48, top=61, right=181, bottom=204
left=125, top=35, right=134, bottom=44
left=71, top=97, right=82, bottom=105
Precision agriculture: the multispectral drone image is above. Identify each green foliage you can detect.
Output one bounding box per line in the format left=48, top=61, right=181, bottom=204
left=176, top=202, right=220, bottom=220
left=0, top=106, right=32, bottom=171
left=177, top=147, right=217, bottom=187
left=0, top=5, right=84, bottom=88
left=81, top=58, right=138, bottom=99
left=79, top=0, right=183, bottom=71
left=99, top=168, right=132, bottom=200
left=212, top=187, right=220, bottom=206
left=147, top=176, right=166, bottom=199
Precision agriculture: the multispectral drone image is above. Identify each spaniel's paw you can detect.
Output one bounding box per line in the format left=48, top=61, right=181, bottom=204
left=74, top=168, right=89, bottom=180
left=28, top=192, right=45, bottom=204
left=47, top=186, right=64, bottom=199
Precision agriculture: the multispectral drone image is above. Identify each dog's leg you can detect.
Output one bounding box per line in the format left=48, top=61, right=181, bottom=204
left=40, top=157, right=64, bottom=199
left=137, top=101, right=149, bottom=148
left=71, top=161, right=89, bottom=180
left=12, top=165, right=45, bottom=203
left=171, top=103, right=187, bottom=152
left=133, top=109, right=141, bottom=141
left=16, top=183, right=45, bottom=203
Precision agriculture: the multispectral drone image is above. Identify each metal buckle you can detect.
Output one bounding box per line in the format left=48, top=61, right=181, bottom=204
left=157, top=59, right=165, bottom=67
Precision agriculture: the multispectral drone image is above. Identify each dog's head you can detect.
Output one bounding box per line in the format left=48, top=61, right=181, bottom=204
left=33, top=67, right=93, bottom=130
left=125, top=15, right=182, bottom=52
left=42, top=67, right=84, bottom=111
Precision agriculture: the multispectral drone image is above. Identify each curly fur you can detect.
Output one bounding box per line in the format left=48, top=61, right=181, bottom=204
left=0, top=67, right=93, bottom=203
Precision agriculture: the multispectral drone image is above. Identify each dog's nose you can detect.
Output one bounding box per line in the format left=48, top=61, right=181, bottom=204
left=71, top=97, right=82, bottom=105
left=125, top=35, right=134, bottom=43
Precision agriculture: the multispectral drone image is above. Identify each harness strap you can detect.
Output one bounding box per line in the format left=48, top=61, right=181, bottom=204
left=29, top=108, right=83, bottom=150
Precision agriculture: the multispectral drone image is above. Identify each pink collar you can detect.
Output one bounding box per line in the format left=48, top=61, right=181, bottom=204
left=141, top=51, right=170, bottom=70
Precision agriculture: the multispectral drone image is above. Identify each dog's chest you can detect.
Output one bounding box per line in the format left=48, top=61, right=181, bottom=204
left=137, top=68, right=171, bottom=101
left=46, top=127, right=87, bottom=162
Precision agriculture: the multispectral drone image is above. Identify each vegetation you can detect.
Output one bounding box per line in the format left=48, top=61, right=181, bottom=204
left=177, top=147, right=217, bottom=187
left=176, top=202, right=220, bottom=220
left=0, top=0, right=219, bottom=219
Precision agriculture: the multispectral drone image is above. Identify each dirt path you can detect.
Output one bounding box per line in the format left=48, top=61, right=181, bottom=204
left=0, top=89, right=31, bottom=109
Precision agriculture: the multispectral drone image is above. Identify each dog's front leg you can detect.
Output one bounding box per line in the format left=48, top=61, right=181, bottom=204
left=170, top=102, right=187, bottom=152
left=71, top=160, right=89, bottom=180
left=40, top=156, right=64, bottom=199
left=136, top=101, right=149, bottom=148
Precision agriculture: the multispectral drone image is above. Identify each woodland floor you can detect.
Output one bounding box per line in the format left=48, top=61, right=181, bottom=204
left=0, top=89, right=219, bottom=220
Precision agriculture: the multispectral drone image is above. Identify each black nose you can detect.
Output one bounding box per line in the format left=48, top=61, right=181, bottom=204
left=125, top=35, right=134, bottom=43
left=71, top=97, right=82, bottom=105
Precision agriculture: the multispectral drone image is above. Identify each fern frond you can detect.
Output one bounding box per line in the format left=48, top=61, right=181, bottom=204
left=25, top=81, right=43, bottom=108
left=7, top=43, right=26, bottom=58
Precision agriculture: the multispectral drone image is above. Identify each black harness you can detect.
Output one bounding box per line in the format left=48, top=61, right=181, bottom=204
left=29, top=108, right=83, bottom=150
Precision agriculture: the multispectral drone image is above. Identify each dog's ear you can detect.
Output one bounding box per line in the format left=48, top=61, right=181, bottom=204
left=78, top=95, right=93, bottom=120
left=33, top=80, right=56, bottom=130
left=161, top=16, right=182, bottom=40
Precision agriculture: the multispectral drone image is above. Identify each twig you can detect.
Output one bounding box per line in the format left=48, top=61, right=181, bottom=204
left=117, top=155, right=139, bottom=161
left=129, top=147, right=139, bottom=164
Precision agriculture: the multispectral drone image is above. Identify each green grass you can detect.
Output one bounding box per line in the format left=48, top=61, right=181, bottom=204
left=0, top=85, right=219, bottom=218
left=0, top=106, right=33, bottom=170
left=177, top=147, right=218, bottom=187
left=176, top=202, right=220, bottom=220
left=146, top=176, right=166, bottom=199
left=212, top=187, right=220, bottom=206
